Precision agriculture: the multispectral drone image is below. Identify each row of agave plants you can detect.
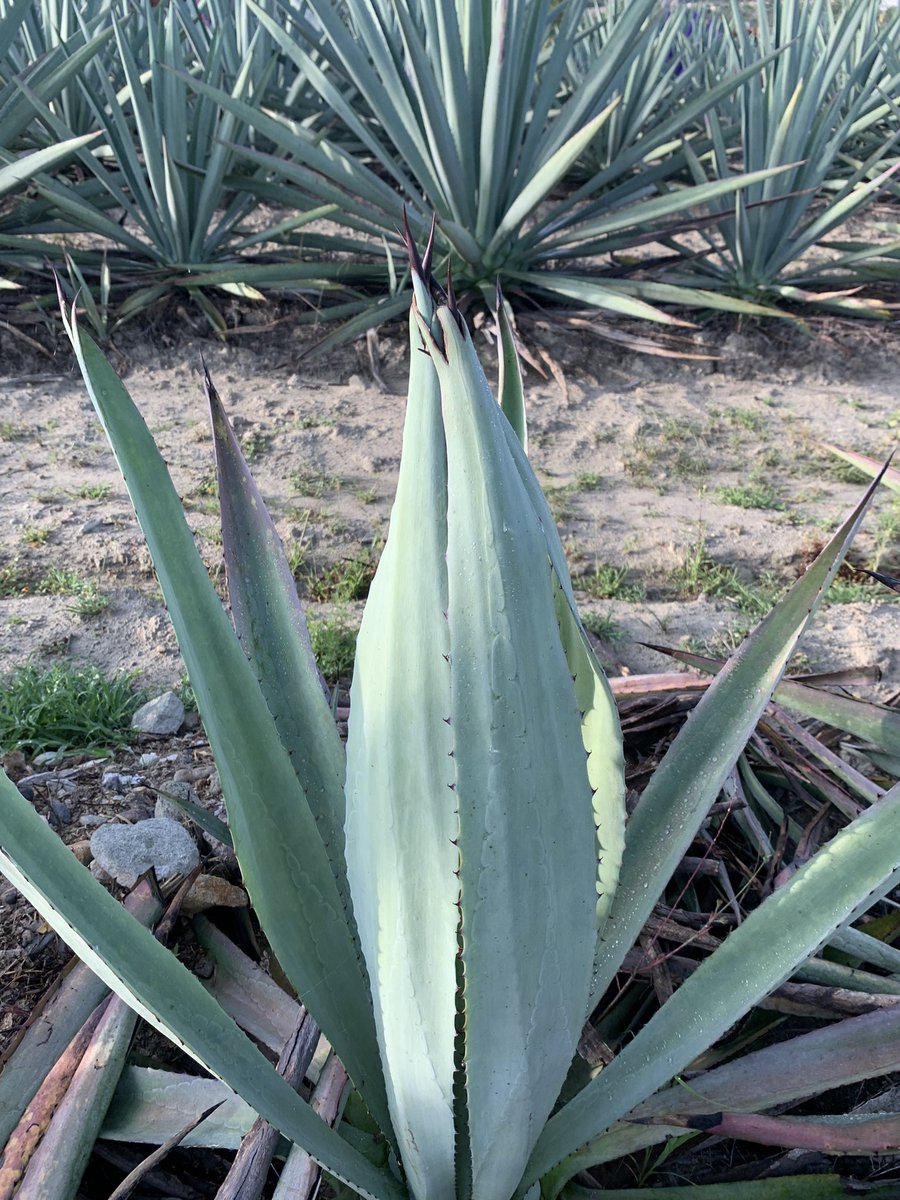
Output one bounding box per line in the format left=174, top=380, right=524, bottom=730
left=1, top=0, right=900, bottom=344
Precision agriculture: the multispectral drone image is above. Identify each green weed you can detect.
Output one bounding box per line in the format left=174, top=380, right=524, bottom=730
left=0, top=421, right=28, bottom=441
left=0, top=662, right=146, bottom=754
left=575, top=562, right=645, bottom=602
left=76, top=482, right=112, bottom=500
left=290, top=470, right=344, bottom=498
left=581, top=612, right=624, bottom=644
left=33, top=569, right=109, bottom=619
left=21, top=524, right=51, bottom=547
left=671, top=536, right=782, bottom=617
left=309, top=615, right=359, bottom=684
left=303, top=545, right=381, bottom=603
left=714, top=482, right=784, bottom=510
left=240, top=431, right=268, bottom=461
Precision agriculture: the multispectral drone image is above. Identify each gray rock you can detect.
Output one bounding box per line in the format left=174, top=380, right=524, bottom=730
left=90, top=818, right=199, bottom=888
left=79, top=814, right=108, bottom=827
left=101, top=771, right=144, bottom=792
left=33, top=750, right=64, bottom=767
left=131, top=692, right=185, bottom=736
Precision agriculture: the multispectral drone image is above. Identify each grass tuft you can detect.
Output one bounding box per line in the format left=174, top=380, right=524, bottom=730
left=575, top=562, right=645, bottom=602
left=309, top=616, right=358, bottom=684
left=0, top=662, right=147, bottom=754
left=714, top=482, right=784, bottom=511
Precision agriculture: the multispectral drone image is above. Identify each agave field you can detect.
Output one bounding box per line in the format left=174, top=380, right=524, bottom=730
left=4, top=1, right=900, bottom=1198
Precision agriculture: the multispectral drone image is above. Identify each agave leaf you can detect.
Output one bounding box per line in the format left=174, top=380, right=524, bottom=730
left=0, top=771, right=402, bottom=1200
left=821, top=442, right=900, bottom=492
left=0, top=879, right=163, bottom=1146
left=192, top=915, right=305, bottom=1054
left=687, top=1110, right=900, bottom=1154
left=207, top=371, right=349, bottom=907
left=61, top=309, right=391, bottom=1140
left=345, top=304, right=457, bottom=1200
left=103, top=1068, right=257, bottom=1150
left=492, top=396, right=626, bottom=988
left=486, top=101, right=618, bottom=256
left=496, top=286, right=526, bottom=451
left=15, top=995, right=138, bottom=1200
left=561, top=1177, right=850, bottom=1199
left=420, top=300, right=597, bottom=1200
left=584, top=470, right=885, bottom=1012
left=0, top=134, right=98, bottom=199
left=528, top=779, right=900, bottom=1192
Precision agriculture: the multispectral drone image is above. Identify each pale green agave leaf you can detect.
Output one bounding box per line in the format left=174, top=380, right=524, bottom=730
left=529, top=780, right=900, bottom=1193
left=417, top=298, right=597, bottom=1200
left=60, top=309, right=391, bottom=1141
left=585, top=469, right=886, bottom=1011
left=572, top=1002, right=900, bottom=1171
left=492, top=390, right=626, bottom=982
left=0, top=772, right=402, bottom=1200
left=103, top=1068, right=257, bottom=1151
left=0, top=135, right=99, bottom=200
left=207, top=371, right=349, bottom=910
left=496, top=289, right=526, bottom=452
left=345, top=307, right=457, bottom=1200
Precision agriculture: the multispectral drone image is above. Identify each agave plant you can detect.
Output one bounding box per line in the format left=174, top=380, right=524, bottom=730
left=178, top=0, right=796, bottom=350
left=665, top=0, right=900, bottom=312
left=3, top=239, right=900, bottom=1199
left=0, top=1, right=358, bottom=330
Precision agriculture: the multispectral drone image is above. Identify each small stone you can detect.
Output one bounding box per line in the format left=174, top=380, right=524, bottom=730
left=90, top=860, right=113, bottom=884
left=79, top=814, right=108, bottom=828
left=81, top=517, right=111, bottom=534
left=70, top=841, right=93, bottom=865
left=182, top=874, right=248, bottom=916
left=48, top=798, right=72, bottom=825
left=139, top=752, right=160, bottom=767
left=102, top=771, right=145, bottom=793
left=33, top=750, right=64, bottom=768
left=173, top=765, right=214, bottom=784
left=131, top=692, right=185, bottom=736
left=90, top=818, right=200, bottom=889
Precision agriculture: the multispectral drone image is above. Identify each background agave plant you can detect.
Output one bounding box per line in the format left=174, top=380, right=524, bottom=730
left=664, top=0, right=900, bottom=312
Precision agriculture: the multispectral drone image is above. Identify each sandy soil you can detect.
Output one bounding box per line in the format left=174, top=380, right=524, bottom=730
left=1, top=309, right=899, bottom=695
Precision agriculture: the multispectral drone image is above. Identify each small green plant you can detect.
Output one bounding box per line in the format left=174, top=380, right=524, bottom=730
left=304, top=545, right=381, bottom=603
left=65, top=585, right=109, bottom=618
left=290, top=470, right=344, bottom=498
left=0, top=422, right=28, bottom=441
left=0, top=662, right=145, bottom=754
left=714, top=482, right=785, bottom=510
left=723, top=407, right=768, bottom=435
left=33, top=568, right=109, bottom=617
left=671, top=536, right=782, bottom=617
left=21, top=524, right=51, bottom=547
left=176, top=672, right=198, bottom=713
left=580, top=612, right=624, bottom=644
left=309, top=615, right=358, bottom=683
left=576, top=562, right=645, bottom=602
left=75, top=482, right=112, bottom=500
left=240, top=431, right=268, bottom=461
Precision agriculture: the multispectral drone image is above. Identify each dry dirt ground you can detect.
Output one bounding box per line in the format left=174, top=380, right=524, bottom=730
left=1, top=307, right=899, bottom=694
